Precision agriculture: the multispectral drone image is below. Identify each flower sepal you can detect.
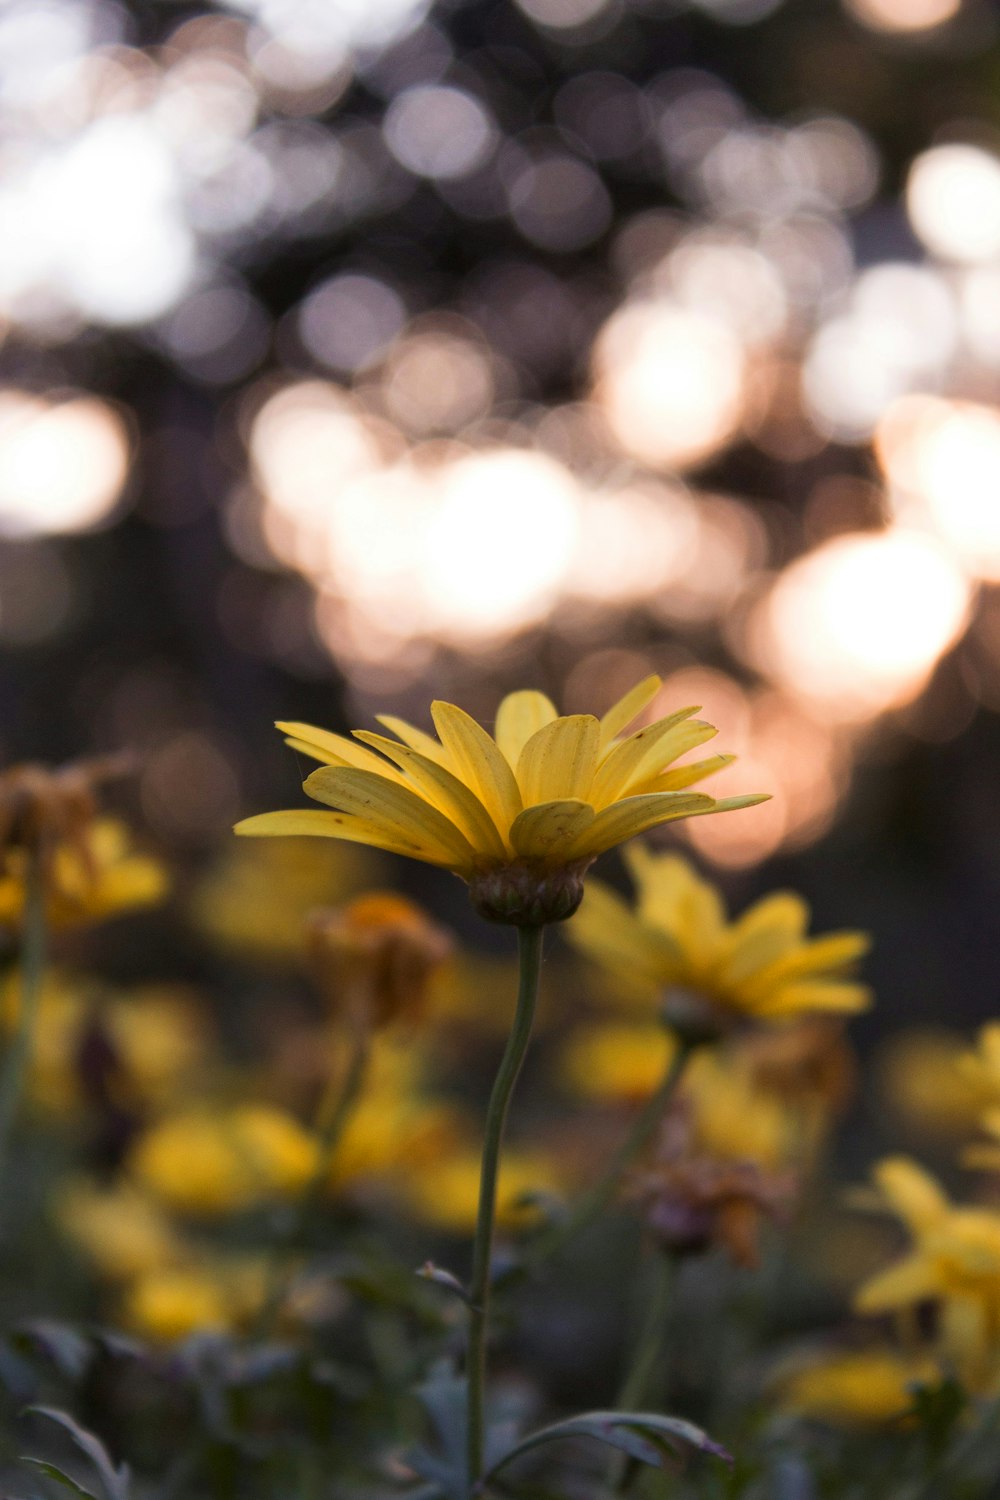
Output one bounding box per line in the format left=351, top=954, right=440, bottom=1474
left=468, top=860, right=592, bottom=927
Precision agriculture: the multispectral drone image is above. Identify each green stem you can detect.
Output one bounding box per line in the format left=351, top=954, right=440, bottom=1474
left=608, top=1251, right=674, bottom=1491
left=466, top=924, right=544, bottom=1497
left=0, top=853, right=46, bottom=1197
left=527, top=1039, right=695, bottom=1273
left=255, top=1024, right=370, bottom=1335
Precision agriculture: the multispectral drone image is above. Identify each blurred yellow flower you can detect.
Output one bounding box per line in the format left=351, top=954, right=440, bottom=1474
left=561, top=1022, right=676, bottom=1104
left=331, top=1094, right=460, bottom=1192
left=781, top=1349, right=933, bottom=1427
left=855, top=1157, right=1000, bottom=1391
left=561, top=1024, right=828, bottom=1172
left=0, top=819, right=166, bottom=930
left=236, top=679, right=765, bottom=925
left=191, top=835, right=380, bottom=962
left=568, top=847, right=871, bottom=1025
left=0, top=971, right=209, bottom=1116
left=122, top=1260, right=268, bottom=1344
left=56, top=1179, right=183, bottom=1281
left=130, top=1105, right=317, bottom=1215
left=404, top=1144, right=562, bottom=1233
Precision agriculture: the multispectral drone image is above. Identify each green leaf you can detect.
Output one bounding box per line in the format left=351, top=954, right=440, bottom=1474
left=485, top=1409, right=732, bottom=1480
left=14, top=1322, right=92, bottom=1382
left=24, top=1408, right=131, bottom=1500
left=411, top=1366, right=468, bottom=1500
left=20, top=1458, right=100, bottom=1500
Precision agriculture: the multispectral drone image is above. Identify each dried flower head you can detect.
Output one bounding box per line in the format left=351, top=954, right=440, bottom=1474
left=739, top=1019, right=857, bottom=1114
left=628, top=1108, right=794, bottom=1268
left=306, top=892, right=453, bottom=1029
left=0, top=756, right=161, bottom=929
left=235, top=680, right=766, bottom=926
left=0, top=754, right=132, bottom=876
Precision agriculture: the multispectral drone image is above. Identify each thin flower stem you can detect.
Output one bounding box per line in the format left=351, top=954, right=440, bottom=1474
left=526, top=1038, right=695, bottom=1274
left=0, top=852, right=46, bottom=1202
left=466, top=923, right=544, bottom=1497
left=608, top=1250, right=674, bottom=1491
left=255, top=1023, right=370, bottom=1335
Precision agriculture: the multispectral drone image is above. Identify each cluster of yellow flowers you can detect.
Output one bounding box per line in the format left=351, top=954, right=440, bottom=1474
left=2, top=688, right=881, bottom=1367
left=786, top=1021, right=1000, bottom=1424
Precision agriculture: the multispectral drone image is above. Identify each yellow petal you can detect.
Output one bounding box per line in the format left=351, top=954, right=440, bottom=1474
left=516, top=716, right=600, bottom=807
left=632, top=753, right=737, bottom=794
left=748, top=980, right=873, bottom=1018
left=353, top=733, right=507, bottom=860
left=509, top=799, right=596, bottom=863
left=430, top=701, right=522, bottom=837
left=567, top=878, right=681, bottom=991
left=739, top=931, right=871, bottom=1000
left=304, top=767, right=476, bottom=869
left=567, top=792, right=715, bottom=859
left=276, top=722, right=405, bottom=781
left=376, top=714, right=450, bottom=767
left=873, top=1157, right=950, bottom=1233
left=714, top=891, right=809, bottom=988
left=589, top=709, right=704, bottom=807
left=494, top=690, right=558, bottom=768
left=598, top=675, right=663, bottom=750
left=234, top=809, right=430, bottom=860
left=623, top=848, right=726, bottom=971
left=854, top=1253, right=940, bottom=1314
left=727, top=891, right=811, bottom=947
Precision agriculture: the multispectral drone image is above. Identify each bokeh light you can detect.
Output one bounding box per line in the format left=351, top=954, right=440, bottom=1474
left=757, top=529, right=973, bottom=722
left=0, top=392, right=130, bottom=538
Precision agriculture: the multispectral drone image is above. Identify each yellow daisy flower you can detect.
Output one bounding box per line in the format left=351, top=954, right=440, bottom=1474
left=567, top=846, right=871, bottom=1026
left=235, top=678, right=766, bottom=925
left=854, top=1157, right=1000, bottom=1392
left=0, top=818, right=167, bottom=931
left=781, top=1348, right=935, bottom=1427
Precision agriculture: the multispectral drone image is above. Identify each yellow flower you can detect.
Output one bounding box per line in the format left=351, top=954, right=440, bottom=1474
left=568, top=846, right=871, bottom=1025
left=854, top=1157, right=1000, bottom=1391
left=0, top=819, right=167, bottom=931
left=0, top=971, right=208, bottom=1116
left=235, top=679, right=765, bottom=925
left=878, top=1028, right=990, bottom=1140
left=561, top=1022, right=676, bottom=1104
left=129, top=1105, right=317, bottom=1216
left=781, top=1349, right=933, bottom=1427
left=125, top=1267, right=232, bottom=1342
left=122, top=1263, right=271, bottom=1344
left=191, top=835, right=380, bottom=963
left=56, top=1179, right=183, bottom=1281
left=561, top=1024, right=826, bottom=1171
left=404, top=1145, right=562, bottom=1233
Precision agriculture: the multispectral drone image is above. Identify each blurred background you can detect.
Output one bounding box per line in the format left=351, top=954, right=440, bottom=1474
left=2, top=0, right=999, bottom=1050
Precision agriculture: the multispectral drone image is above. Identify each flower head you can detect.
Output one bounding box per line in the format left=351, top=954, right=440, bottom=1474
left=306, top=892, right=452, bottom=1029
left=628, top=1119, right=793, bottom=1269
left=854, top=1157, right=1000, bottom=1391
left=0, top=817, right=166, bottom=931
left=235, top=679, right=766, bottom=925
left=568, top=846, right=871, bottom=1029
left=781, top=1349, right=935, bottom=1427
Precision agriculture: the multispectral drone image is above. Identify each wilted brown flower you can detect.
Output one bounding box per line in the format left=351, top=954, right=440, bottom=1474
left=739, top=1018, right=857, bottom=1114
left=628, top=1108, right=794, bottom=1268
left=306, top=892, right=453, bottom=1029
left=0, top=755, right=132, bottom=875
